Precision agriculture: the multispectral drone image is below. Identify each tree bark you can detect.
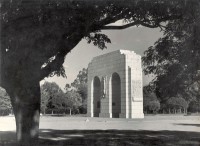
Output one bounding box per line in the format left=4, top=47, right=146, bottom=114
left=10, top=81, right=41, bottom=146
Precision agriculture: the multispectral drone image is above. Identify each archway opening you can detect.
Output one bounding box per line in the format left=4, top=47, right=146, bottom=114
left=93, top=76, right=101, bottom=117
left=112, top=73, right=121, bottom=118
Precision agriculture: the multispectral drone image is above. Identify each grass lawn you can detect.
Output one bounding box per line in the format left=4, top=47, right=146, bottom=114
left=0, top=115, right=200, bottom=146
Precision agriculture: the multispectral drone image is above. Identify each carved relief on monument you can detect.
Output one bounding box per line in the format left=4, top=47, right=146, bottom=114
left=132, top=80, right=142, bottom=101
left=101, top=76, right=106, bottom=99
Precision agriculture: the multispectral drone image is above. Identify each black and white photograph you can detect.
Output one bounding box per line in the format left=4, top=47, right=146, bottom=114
left=0, top=0, right=200, bottom=146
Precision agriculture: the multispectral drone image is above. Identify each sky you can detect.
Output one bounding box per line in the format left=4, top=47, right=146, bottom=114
left=41, top=25, right=163, bottom=90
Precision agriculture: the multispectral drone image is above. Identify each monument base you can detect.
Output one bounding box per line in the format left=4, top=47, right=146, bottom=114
left=119, top=113, right=128, bottom=118
left=87, top=112, right=93, bottom=117
left=99, top=113, right=112, bottom=118
left=131, top=113, right=144, bottom=119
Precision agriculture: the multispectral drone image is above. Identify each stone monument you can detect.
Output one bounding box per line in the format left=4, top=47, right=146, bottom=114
left=87, top=50, right=144, bottom=119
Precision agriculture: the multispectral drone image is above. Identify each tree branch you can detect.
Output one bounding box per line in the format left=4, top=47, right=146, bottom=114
left=90, top=8, right=130, bottom=31
left=102, top=21, right=159, bottom=30
left=39, top=35, right=83, bottom=81
left=102, top=21, right=140, bottom=30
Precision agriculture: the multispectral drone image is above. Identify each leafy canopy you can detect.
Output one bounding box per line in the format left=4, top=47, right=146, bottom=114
left=70, top=68, right=87, bottom=100
left=142, top=0, right=200, bottom=101
left=41, top=81, right=65, bottom=111
left=1, top=0, right=185, bottom=91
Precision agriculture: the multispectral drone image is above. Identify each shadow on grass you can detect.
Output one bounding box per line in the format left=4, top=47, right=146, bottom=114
left=175, top=123, right=200, bottom=127
left=0, top=130, right=200, bottom=146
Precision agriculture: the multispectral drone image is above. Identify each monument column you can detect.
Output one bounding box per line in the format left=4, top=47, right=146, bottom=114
left=87, top=63, right=94, bottom=117
left=130, top=56, right=144, bottom=118
left=87, top=78, right=93, bottom=117
left=119, top=54, right=129, bottom=118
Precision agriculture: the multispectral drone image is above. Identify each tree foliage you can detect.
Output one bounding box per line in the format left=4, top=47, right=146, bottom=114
left=166, top=96, right=188, bottom=109
left=41, top=81, right=83, bottom=114
left=143, top=86, right=160, bottom=114
left=0, top=0, right=195, bottom=145
left=0, top=87, right=11, bottom=115
left=71, top=68, right=87, bottom=96
left=70, top=68, right=87, bottom=113
left=41, top=81, right=65, bottom=113
left=142, top=0, right=200, bottom=101
left=1, top=0, right=185, bottom=91
left=188, top=100, right=200, bottom=113
left=148, top=100, right=160, bottom=114
left=65, top=89, right=82, bottom=114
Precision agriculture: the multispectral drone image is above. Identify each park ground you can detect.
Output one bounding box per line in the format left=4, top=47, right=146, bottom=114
left=0, top=115, right=200, bottom=146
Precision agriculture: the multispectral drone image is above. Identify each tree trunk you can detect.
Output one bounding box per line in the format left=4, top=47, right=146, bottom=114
left=69, top=108, right=72, bottom=116
left=10, top=81, right=41, bottom=146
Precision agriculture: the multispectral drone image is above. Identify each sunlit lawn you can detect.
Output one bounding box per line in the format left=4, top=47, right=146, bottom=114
left=0, top=115, right=200, bottom=146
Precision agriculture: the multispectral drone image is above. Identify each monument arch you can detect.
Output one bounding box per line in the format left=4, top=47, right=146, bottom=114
left=93, top=76, right=101, bottom=117
left=87, top=50, right=144, bottom=119
left=111, top=72, right=121, bottom=118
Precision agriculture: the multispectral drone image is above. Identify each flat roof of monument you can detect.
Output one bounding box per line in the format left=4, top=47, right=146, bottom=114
left=90, top=49, right=140, bottom=62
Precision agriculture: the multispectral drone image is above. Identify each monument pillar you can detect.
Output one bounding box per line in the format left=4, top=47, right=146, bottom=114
left=87, top=71, right=94, bottom=117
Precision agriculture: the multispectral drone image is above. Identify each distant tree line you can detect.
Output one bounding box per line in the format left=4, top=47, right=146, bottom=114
left=40, top=81, right=82, bottom=115
left=40, top=68, right=87, bottom=115
left=0, top=68, right=87, bottom=116
left=143, top=85, right=200, bottom=114
left=1, top=67, right=199, bottom=116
